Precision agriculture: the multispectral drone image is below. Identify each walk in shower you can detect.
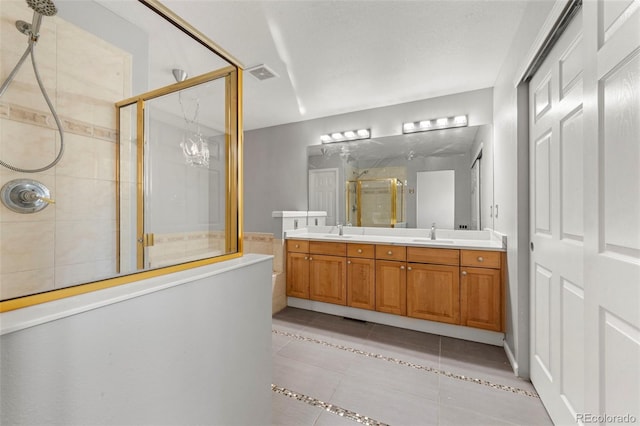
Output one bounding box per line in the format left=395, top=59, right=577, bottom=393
left=0, top=0, right=242, bottom=308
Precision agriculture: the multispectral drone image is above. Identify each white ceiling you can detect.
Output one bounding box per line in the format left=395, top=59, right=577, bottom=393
left=159, top=0, right=534, bottom=131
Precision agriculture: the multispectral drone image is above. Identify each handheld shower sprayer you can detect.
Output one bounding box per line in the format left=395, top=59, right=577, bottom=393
left=15, top=0, right=57, bottom=43
left=0, top=0, right=64, bottom=174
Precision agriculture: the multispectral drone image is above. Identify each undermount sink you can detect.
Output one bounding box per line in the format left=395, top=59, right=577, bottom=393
left=323, top=234, right=352, bottom=238
left=412, top=239, right=455, bottom=244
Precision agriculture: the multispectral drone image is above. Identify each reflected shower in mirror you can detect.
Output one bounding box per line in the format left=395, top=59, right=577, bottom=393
left=307, top=125, right=493, bottom=230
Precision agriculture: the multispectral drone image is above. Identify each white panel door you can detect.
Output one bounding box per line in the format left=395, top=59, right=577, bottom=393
left=529, top=10, right=585, bottom=425
left=308, top=168, right=338, bottom=226
left=583, top=0, right=640, bottom=422
left=416, top=170, right=455, bottom=229
left=531, top=2, right=640, bottom=424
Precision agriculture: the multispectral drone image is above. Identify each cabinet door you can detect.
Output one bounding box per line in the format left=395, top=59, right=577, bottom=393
left=347, top=257, right=375, bottom=310
left=309, top=254, right=347, bottom=305
left=375, top=260, right=406, bottom=315
left=407, top=263, right=460, bottom=325
left=286, top=252, right=309, bottom=299
left=460, top=266, right=502, bottom=331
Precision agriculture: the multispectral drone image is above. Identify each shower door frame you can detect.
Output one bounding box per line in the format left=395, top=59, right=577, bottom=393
left=115, top=66, right=240, bottom=272
left=346, top=178, right=401, bottom=227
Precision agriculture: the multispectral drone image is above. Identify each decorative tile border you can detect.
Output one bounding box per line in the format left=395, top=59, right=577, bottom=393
left=0, top=101, right=116, bottom=142
left=272, top=384, right=389, bottom=426
left=272, top=329, right=540, bottom=399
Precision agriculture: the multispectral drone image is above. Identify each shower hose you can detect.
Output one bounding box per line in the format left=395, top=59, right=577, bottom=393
left=0, top=42, right=65, bottom=173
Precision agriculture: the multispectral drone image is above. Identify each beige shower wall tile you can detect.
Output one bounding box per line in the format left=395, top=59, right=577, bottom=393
left=1, top=221, right=55, bottom=273
left=54, top=133, right=97, bottom=178
left=55, top=259, right=116, bottom=289
left=95, top=139, right=117, bottom=180
left=56, top=23, right=130, bottom=102
left=55, top=219, right=116, bottom=266
left=55, top=175, right=115, bottom=221
left=0, top=119, right=57, bottom=175
left=0, top=171, right=56, bottom=223
left=0, top=267, right=55, bottom=300
left=55, top=133, right=116, bottom=181
left=273, top=239, right=285, bottom=274
left=56, top=91, right=116, bottom=130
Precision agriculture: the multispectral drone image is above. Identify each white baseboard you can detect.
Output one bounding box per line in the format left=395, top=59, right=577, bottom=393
left=503, top=340, right=519, bottom=376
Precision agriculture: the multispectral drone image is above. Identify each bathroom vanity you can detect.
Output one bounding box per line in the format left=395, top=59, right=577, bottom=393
left=285, top=227, right=506, bottom=343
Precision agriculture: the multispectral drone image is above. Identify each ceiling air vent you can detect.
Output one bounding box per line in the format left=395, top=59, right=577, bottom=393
left=246, top=64, right=278, bottom=81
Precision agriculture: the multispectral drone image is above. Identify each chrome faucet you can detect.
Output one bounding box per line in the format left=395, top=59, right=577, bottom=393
left=338, top=223, right=344, bottom=236
left=430, top=223, right=436, bottom=240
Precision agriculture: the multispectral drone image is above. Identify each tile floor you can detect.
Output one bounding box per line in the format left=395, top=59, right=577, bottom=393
left=272, top=307, right=552, bottom=426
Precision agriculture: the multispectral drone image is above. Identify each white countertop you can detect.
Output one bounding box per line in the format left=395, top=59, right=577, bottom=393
left=285, top=226, right=506, bottom=251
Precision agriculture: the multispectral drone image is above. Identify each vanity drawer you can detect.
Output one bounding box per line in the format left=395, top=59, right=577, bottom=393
left=309, top=241, right=347, bottom=256
left=347, top=243, right=375, bottom=258
left=375, top=245, right=406, bottom=261
left=407, top=247, right=459, bottom=266
left=460, top=250, right=501, bottom=269
left=287, top=240, right=309, bottom=253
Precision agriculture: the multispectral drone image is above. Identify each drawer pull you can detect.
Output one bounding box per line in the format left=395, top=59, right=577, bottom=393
left=477, top=256, right=484, bottom=262
left=295, top=244, right=299, bottom=248
left=387, top=250, right=393, bottom=255
left=400, top=265, right=405, bottom=270
left=407, top=266, right=412, bottom=271
left=461, top=271, right=467, bottom=276
left=357, top=249, right=363, bottom=253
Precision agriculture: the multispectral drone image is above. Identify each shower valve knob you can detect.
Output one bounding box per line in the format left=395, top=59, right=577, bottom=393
left=1, top=179, right=53, bottom=214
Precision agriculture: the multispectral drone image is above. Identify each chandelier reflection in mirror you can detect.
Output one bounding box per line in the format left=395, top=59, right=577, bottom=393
left=174, top=69, right=210, bottom=167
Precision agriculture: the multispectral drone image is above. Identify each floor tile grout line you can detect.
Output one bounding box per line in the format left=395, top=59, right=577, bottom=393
left=272, top=383, right=390, bottom=426
left=272, top=328, right=540, bottom=399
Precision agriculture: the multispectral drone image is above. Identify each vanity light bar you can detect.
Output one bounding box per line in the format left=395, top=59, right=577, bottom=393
left=320, top=128, right=371, bottom=144
left=402, top=115, right=468, bottom=134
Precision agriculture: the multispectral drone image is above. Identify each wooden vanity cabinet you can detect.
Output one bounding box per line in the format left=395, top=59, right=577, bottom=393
left=308, top=242, right=347, bottom=305
left=286, top=240, right=310, bottom=299
left=347, top=244, right=376, bottom=310
left=309, top=254, right=347, bottom=305
left=406, top=247, right=461, bottom=324
left=460, top=250, right=503, bottom=331
left=286, top=239, right=504, bottom=333
left=407, top=263, right=460, bottom=324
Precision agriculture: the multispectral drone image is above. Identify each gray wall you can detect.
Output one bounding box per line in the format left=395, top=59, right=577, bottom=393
left=0, top=256, right=272, bottom=425
left=244, top=87, right=494, bottom=234
left=493, top=1, right=555, bottom=377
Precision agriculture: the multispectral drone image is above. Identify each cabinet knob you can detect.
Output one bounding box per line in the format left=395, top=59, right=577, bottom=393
left=387, top=250, right=393, bottom=255
left=477, top=256, right=484, bottom=262
left=347, top=260, right=351, bottom=264
left=461, top=271, right=467, bottom=276
left=407, top=266, right=412, bottom=271
left=309, top=257, right=313, bottom=261
left=400, top=265, right=405, bottom=270
left=295, top=244, right=299, bottom=248
left=357, top=249, right=363, bottom=253
left=304, top=256, right=308, bottom=260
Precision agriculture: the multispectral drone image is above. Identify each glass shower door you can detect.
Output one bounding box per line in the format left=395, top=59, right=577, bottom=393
left=142, top=77, right=228, bottom=269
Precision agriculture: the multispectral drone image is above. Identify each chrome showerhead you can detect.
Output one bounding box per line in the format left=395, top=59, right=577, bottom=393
left=26, top=0, right=57, bottom=16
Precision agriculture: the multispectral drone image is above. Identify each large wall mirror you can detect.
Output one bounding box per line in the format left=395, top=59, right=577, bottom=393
left=0, top=0, right=242, bottom=309
left=307, top=125, right=493, bottom=230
